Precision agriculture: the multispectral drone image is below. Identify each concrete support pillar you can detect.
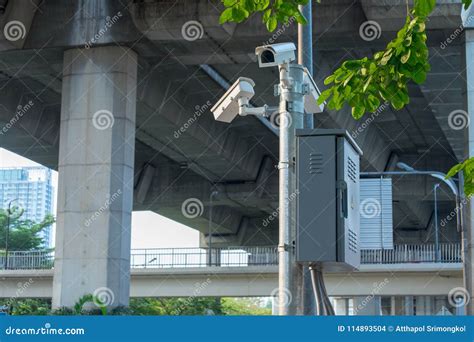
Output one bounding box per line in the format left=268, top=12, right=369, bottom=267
left=415, top=296, right=426, bottom=315
left=353, top=296, right=381, bottom=315
left=404, top=296, right=414, bottom=315
left=333, top=298, right=348, bottom=315
left=390, top=296, right=396, bottom=315
left=52, top=46, right=137, bottom=308
left=393, top=296, right=405, bottom=315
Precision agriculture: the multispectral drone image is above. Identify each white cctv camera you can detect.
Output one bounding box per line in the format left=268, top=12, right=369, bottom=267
left=211, top=77, right=255, bottom=123
left=303, top=67, right=325, bottom=114
left=255, top=42, right=296, bottom=68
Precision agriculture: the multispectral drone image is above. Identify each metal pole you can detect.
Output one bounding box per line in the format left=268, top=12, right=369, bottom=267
left=298, top=1, right=314, bottom=130
left=460, top=173, right=469, bottom=315
left=434, top=183, right=440, bottom=262
left=278, top=64, right=292, bottom=315
left=4, top=199, right=21, bottom=270
left=298, top=1, right=317, bottom=315
left=208, top=191, right=218, bottom=266
left=4, top=205, right=10, bottom=270
left=277, top=63, right=305, bottom=315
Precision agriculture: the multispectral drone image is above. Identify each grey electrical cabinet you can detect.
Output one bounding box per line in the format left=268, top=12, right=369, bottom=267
left=296, top=129, right=363, bottom=271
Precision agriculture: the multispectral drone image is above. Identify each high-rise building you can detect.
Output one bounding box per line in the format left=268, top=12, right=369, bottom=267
left=0, top=167, right=54, bottom=247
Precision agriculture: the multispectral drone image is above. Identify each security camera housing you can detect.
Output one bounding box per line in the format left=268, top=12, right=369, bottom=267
left=255, top=42, right=296, bottom=68
left=210, top=77, right=256, bottom=123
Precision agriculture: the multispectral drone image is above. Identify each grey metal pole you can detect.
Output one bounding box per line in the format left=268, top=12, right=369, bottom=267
left=278, top=64, right=292, bottom=316
left=4, top=204, right=10, bottom=270
left=434, top=183, right=440, bottom=262
left=277, top=63, right=305, bottom=315
left=208, top=191, right=218, bottom=266
left=465, top=27, right=474, bottom=315
left=298, top=1, right=317, bottom=315
left=460, top=173, right=469, bottom=315
left=298, top=2, right=313, bottom=130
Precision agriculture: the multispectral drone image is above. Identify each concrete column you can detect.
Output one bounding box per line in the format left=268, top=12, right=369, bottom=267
left=353, top=296, right=381, bottom=316
left=390, top=296, right=396, bottom=315
left=333, top=298, right=348, bottom=315
left=415, top=296, right=426, bottom=315
left=404, top=296, right=414, bottom=315
left=52, top=46, right=137, bottom=308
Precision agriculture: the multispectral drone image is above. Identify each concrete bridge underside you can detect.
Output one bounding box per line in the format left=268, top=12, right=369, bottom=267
left=0, top=0, right=467, bottom=307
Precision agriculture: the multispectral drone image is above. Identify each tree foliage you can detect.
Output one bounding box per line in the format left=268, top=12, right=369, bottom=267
left=0, top=297, right=271, bottom=315
left=318, top=10, right=429, bottom=118
left=0, top=208, right=54, bottom=250
left=446, top=159, right=474, bottom=196
left=219, top=0, right=474, bottom=196
left=219, top=0, right=311, bottom=31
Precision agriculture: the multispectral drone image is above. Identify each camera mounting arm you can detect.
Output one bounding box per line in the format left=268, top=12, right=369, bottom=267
left=237, top=97, right=278, bottom=118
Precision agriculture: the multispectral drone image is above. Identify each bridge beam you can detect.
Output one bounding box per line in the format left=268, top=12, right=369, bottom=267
left=52, top=46, right=137, bottom=308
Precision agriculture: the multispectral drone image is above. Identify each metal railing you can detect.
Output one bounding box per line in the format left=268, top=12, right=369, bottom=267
left=361, top=243, right=462, bottom=264
left=0, top=250, right=54, bottom=270
left=130, top=246, right=278, bottom=268
left=0, top=246, right=278, bottom=270
left=0, top=243, right=462, bottom=270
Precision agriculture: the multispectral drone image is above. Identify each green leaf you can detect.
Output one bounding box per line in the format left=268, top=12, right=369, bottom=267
left=446, top=163, right=465, bottom=179
left=414, top=0, right=435, bottom=18
left=352, top=105, right=366, bottom=119
left=317, top=88, right=332, bottom=104
left=219, top=8, right=234, bottom=24
left=263, top=8, right=272, bottom=22
left=266, top=15, right=277, bottom=31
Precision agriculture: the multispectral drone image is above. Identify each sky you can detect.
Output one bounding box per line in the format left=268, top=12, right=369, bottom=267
left=0, top=148, right=199, bottom=249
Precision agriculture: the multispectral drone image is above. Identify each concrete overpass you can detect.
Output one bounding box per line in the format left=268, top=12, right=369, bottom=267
left=0, top=0, right=468, bottom=308
left=0, top=246, right=463, bottom=299
left=0, top=264, right=463, bottom=299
